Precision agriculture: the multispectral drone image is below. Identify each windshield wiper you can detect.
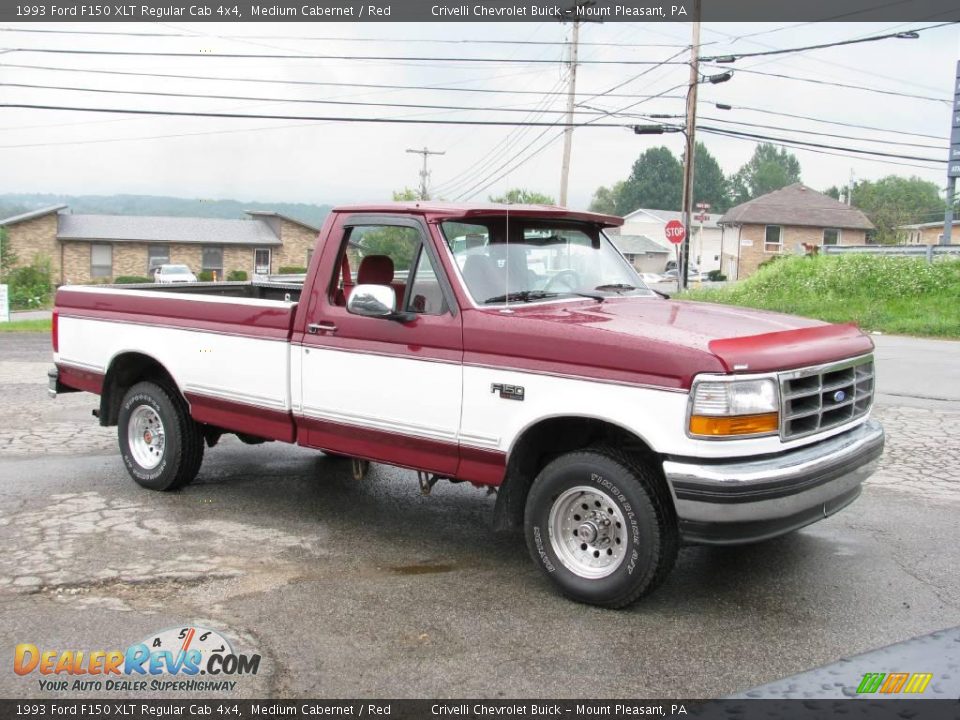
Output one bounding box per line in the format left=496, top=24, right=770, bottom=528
left=483, top=290, right=558, bottom=304
left=594, top=283, right=640, bottom=293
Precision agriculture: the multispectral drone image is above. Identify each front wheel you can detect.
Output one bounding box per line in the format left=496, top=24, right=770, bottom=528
left=524, top=447, right=678, bottom=608
left=118, top=381, right=204, bottom=491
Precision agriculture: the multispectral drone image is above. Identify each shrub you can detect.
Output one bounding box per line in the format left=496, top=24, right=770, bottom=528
left=227, top=270, right=248, bottom=281
left=197, top=270, right=215, bottom=282
left=706, top=270, right=727, bottom=282
left=8, top=256, right=52, bottom=310
left=277, top=266, right=307, bottom=274
left=113, top=275, right=153, bottom=284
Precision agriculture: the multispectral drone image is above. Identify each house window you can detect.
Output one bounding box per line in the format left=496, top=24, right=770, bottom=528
left=147, top=245, right=169, bottom=274
left=823, top=228, right=841, bottom=246
left=254, top=248, right=271, bottom=275
left=202, top=246, right=223, bottom=279
left=764, top=225, right=783, bottom=253
left=91, top=244, right=112, bottom=278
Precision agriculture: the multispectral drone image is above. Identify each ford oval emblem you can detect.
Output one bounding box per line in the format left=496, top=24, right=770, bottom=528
left=833, top=390, right=847, bottom=403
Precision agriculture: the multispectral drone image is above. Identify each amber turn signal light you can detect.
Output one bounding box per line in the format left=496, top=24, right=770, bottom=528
left=689, top=412, right=779, bottom=437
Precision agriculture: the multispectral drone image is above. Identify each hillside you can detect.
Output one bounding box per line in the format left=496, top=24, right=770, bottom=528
left=0, top=193, right=333, bottom=229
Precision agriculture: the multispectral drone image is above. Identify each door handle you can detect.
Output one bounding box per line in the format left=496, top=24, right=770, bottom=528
left=307, top=322, right=337, bottom=335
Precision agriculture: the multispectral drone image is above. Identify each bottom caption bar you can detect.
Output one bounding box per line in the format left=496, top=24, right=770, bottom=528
left=2, top=700, right=958, bottom=720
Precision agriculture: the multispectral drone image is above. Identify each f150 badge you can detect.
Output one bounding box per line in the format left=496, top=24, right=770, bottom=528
left=491, top=383, right=525, bottom=401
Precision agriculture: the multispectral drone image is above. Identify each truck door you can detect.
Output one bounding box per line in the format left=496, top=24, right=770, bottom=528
left=298, top=214, right=463, bottom=475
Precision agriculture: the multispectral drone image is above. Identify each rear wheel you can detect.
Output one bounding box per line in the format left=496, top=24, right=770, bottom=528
left=524, top=447, right=678, bottom=608
left=118, top=381, right=204, bottom=491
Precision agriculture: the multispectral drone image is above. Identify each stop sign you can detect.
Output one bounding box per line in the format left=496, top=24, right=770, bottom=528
left=665, top=219, right=686, bottom=245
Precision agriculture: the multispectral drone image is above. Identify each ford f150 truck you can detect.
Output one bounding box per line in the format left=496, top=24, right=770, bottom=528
left=49, top=203, right=884, bottom=608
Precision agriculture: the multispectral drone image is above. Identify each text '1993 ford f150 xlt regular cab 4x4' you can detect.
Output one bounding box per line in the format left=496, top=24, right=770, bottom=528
left=49, top=203, right=885, bottom=607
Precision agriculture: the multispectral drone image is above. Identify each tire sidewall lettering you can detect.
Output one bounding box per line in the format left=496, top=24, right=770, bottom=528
left=591, top=472, right=641, bottom=573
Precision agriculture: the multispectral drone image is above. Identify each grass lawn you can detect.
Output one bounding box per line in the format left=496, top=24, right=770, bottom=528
left=0, top=319, right=52, bottom=333
left=680, top=254, right=960, bottom=339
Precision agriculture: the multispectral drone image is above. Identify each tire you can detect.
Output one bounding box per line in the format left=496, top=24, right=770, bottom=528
left=524, top=446, right=678, bottom=608
left=118, top=381, right=204, bottom=491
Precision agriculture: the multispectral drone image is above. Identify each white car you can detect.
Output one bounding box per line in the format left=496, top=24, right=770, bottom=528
left=640, top=272, right=664, bottom=285
left=153, top=264, right=197, bottom=284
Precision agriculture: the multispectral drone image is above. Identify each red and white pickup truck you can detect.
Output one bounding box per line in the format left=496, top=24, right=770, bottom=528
left=49, top=203, right=884, bottom=607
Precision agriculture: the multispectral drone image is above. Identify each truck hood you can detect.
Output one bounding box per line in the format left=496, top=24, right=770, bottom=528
left=464, top=297, right=875, bottom=389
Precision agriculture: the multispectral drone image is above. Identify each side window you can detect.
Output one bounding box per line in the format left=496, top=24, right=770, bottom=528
left=330, top=224, right=444, bottom=315
left=406, top=249, right=445, bottom=315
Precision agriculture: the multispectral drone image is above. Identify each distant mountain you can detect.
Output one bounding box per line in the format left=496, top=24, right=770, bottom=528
left=0, top=193, right=333, bottom=229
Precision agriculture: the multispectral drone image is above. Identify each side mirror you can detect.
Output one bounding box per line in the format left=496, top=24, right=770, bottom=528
left=347, top=284, right=415, bottom=323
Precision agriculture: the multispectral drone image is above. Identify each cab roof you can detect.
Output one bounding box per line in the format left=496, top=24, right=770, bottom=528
left=331, top=202, right=624, bottom=228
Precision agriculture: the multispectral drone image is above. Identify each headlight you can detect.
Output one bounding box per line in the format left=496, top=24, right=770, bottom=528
left=689, top=377, right=779, bottom=437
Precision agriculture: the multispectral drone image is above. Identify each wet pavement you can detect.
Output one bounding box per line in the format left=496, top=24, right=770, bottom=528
left=1, top=332, right=958, bottom=699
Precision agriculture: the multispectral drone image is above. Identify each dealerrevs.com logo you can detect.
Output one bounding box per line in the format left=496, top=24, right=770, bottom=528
left=14, top=625, right=261, bottom=692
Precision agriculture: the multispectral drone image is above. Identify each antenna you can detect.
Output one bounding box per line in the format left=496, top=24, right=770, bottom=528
left=504, top=202, right=511, bottom=313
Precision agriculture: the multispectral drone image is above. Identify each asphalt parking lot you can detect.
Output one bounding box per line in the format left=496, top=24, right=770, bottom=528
left=1, top=331, right=958, bottom=699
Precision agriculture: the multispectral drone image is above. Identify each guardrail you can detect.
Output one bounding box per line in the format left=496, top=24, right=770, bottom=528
left=821, top=244, right=960, bottom=262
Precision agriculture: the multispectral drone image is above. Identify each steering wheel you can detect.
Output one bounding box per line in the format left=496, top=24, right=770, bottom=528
left=543, top=269, right=581, bottom=292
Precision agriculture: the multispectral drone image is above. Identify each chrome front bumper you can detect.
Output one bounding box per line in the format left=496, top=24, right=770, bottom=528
left=662, top=419, right=884, bottom=545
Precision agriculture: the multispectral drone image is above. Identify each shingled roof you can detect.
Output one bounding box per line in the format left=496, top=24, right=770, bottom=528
left=57, top=214, right=282, bottom=246
left=719, top=183, right=874, bottom=230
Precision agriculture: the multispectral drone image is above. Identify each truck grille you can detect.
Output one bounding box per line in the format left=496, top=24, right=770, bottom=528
left=779, top=356, right=874, bottom=440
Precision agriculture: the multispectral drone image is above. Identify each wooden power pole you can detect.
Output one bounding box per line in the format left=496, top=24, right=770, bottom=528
left=559, top=20, right=580, bottom=208
left=406, top=147, right=445, bottom=200
left=679, top=0, right=701, bottom=291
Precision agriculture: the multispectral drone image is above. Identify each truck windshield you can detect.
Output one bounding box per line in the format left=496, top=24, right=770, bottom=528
left=440, top=219, right=653, bottom=305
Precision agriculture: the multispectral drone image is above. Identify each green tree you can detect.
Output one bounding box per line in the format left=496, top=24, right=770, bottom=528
left=392, top=188, right=420, bottom=201
left=730, top=143, right=802, bottom=205
left=0, top=227, right=17, bottom=281
left=588, top=182, right=625, bottom=215
left=488, top=188, right=556, bottom=205
left=616, top=146, right=683, bottom=214
left=849, top=175, right=946, bottom=244
left=691, top=142, right=730, bottom=213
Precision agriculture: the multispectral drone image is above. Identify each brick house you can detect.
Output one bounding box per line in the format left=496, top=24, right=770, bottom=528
left=0, top=206, right=320, bottom=285
left=718, top=184, right=874, bottom=279
left=897, top=220, right=960, bottom=245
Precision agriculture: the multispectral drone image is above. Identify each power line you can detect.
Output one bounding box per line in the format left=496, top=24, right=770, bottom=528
left=0, top=103, right=630, bottom=128
left=706, top=102, right=949, bottom=141
left=0, top=62, right=687, bottom=100
left=0, top=81, right=623, bottom=117
left=437, top=49, right=689, bottom=197
left=701, top=21, right=957, bottom=62
left=453, top=82, right=688, bottom=201
left=698, top=127, right=950, bottom=172
left=0, top=47, right=690, bottom=66
left=696, top=116, right=947, bottom=150
left=701, top=64, right=952, bottom=103
left=432, top=75, right=569, bottom=195
left=698, top=125, right=946, bottom=164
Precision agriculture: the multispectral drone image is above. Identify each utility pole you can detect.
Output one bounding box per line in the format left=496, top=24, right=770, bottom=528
left=406, top=147, right=445, bottom=201
left=679, top=0, right=701, bottom=290
left=946, top=59, right=960, bottom=244
left=558, top=19, right=581, bottom=208
left=847, top=169, right=855, bottom=206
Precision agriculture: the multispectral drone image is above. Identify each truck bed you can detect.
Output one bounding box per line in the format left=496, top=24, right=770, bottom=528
left=54, top=284, right=300, bottom=443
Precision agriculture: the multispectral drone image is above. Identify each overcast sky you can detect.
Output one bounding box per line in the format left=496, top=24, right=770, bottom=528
left=1, top=20, right=958, bottom=210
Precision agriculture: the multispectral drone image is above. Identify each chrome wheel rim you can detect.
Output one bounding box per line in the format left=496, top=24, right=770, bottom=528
left=128, top=405, right=165, bottom=470
left=548, top=486, right=627, bottom=579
